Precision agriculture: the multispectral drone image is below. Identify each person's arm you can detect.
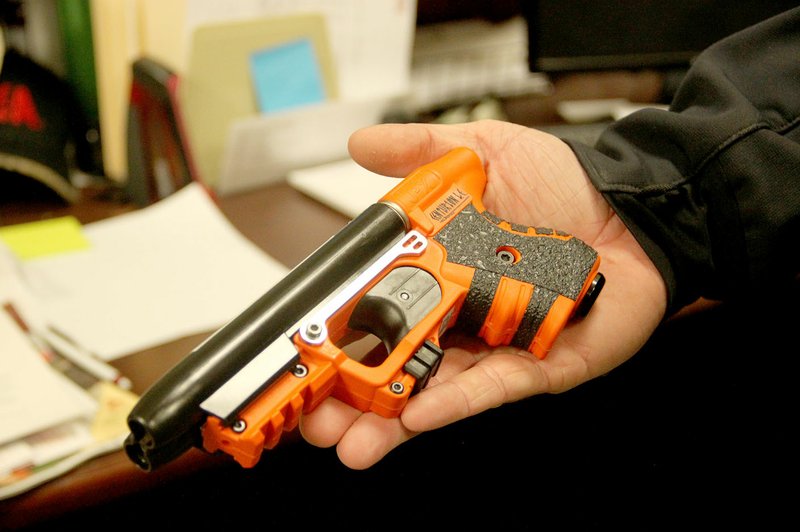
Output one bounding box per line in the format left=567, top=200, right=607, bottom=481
left=568, top=7, right=800, bottom=314
left=298, top=9, right=800, bottom=470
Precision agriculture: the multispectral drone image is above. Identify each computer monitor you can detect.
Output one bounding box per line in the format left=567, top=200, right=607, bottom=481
left=523, top=1, right=797, bottom=74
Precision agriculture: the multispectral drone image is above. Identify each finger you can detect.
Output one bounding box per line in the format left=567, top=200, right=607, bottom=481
left=299, top=396, right=418, bottom=470
left=335, top=412, right=418, bottom=470
left=347, top=122, right=479, bottom=177
left=401, top=350, right=549, bottom=433
left=299, top=396, right=361, bottom=448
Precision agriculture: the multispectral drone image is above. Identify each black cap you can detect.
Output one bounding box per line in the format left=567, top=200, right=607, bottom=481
left=0, top=48, right=79, bottom=203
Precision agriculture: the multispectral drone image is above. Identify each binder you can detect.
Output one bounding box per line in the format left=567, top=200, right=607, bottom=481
left=57, top=0, right=103, bottom=175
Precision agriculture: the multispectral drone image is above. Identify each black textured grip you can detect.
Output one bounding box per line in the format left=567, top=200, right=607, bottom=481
left=455, top=269, right=501, bottom=337
left=433, top=205, right=598, bottom=349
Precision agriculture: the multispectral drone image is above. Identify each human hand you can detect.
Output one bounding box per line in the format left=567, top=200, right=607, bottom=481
left=300, top=120, right=667, bottom=469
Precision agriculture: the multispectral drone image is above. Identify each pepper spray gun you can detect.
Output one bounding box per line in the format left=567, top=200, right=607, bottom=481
left=125, top=147, right=604, bottom=471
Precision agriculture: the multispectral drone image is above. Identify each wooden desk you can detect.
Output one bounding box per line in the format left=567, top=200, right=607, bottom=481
left=0, top=182, right=351, bottom=529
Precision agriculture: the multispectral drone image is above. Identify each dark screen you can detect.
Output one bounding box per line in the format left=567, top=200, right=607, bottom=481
left=524, top=1, right=798, bottom=72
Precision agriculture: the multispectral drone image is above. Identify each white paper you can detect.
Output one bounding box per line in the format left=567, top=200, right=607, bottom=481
left=287, top=158, right=398, bottom=219
left=219, top=98, right=393, bottom=196
left=0, top=421, right=93, bottom=477
left=0, top=311, right=97, bottom=447
left=21, top=183, right=289, bottom=360
left=0, top=245, right=45, bottom=332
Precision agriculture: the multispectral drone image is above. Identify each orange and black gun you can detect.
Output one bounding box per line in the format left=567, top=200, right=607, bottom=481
left=124, top=147, right=605, bottom=471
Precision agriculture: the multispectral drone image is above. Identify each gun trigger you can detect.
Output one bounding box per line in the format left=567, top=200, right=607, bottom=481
left=403, top=340, right=444, bottom=394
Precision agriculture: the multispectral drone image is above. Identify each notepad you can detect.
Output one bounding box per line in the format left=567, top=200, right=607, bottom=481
left=250, top=38, right=326, bottom=113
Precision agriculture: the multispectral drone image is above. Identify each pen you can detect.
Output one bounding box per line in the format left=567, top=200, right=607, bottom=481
left=41, top=326, right=133, bottom=390
left=3, top=302, right=99, bottom=391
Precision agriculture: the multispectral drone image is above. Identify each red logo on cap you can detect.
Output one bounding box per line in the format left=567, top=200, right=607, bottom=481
left=0, top=82, right=44, bottom=131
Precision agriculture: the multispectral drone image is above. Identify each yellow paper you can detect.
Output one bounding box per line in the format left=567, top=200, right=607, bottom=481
left=0, top=216, right=90, bottom=260
left=89, top=381, right=139, bottom=442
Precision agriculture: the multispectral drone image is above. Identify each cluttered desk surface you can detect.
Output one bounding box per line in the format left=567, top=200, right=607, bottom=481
left=0, top=180, right=354, bottom=528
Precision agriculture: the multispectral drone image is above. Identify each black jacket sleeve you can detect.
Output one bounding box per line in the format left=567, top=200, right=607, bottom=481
left=567, top=7, right=800, bottom=314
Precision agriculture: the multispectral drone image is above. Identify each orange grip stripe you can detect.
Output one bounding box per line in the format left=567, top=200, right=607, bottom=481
left=528, top=295, right=575, bottom=359
left=479, top=277, right=535, bottom=347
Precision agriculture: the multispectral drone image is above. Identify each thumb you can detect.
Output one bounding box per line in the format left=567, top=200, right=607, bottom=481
left=348, top=122, right=479, bottom=177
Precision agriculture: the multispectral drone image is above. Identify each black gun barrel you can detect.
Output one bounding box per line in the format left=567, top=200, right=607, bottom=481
left=125, top=203, right=407, bottom=471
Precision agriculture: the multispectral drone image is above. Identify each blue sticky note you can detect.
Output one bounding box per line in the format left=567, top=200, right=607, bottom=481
left=250, top=38, right=326, bottom=113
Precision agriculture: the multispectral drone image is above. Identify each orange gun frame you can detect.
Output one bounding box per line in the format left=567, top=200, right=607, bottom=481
left=125, top=147, right=604, bottom=471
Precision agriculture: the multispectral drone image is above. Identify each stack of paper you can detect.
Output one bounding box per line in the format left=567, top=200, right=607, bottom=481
left=18, top=183, right=289, bottom=361
left=0, top=298, right=139, bottom=499
left=0, top=182, right=290, bottom=497
left=0, top=309, right=97, bottom=466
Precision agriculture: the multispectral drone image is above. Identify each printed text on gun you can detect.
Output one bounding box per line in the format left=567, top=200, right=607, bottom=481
left=124, top=147, right=605, bottom=471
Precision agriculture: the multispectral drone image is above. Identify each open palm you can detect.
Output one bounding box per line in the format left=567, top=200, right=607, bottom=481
left=300, top=120, right=667, bottom=469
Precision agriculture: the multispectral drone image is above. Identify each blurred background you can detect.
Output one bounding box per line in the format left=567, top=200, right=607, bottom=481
left=3, top=0, right=792, bottom=208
